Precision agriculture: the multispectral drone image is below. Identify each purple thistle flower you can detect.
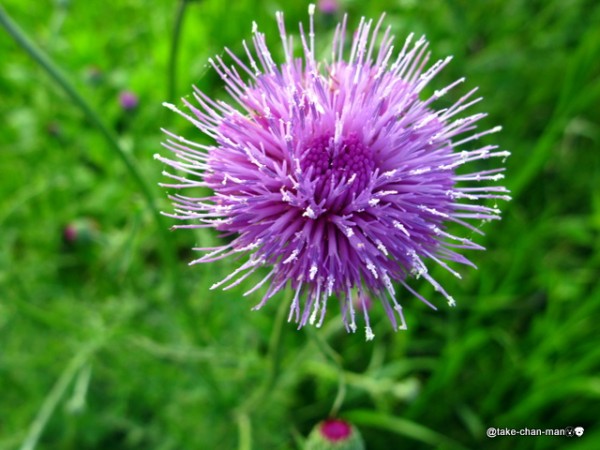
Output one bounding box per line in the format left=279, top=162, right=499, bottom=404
left=155, top=6, right=510, bottom=340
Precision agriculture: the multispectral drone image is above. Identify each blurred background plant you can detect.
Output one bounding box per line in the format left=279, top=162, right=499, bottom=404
left=1, top=0, right=599, bottom=449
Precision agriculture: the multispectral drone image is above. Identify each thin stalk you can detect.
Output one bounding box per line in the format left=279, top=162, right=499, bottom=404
left=235, top=410, right=252, bottom=450
left=265, top=297, right=288, bottom=393
left=238, top=298, right=288, bottom=413
left=232, top=300, right=288, bottom=449
left=306, top=327, right=347, bottom=417
left=167, top=0, right=190, bottom=101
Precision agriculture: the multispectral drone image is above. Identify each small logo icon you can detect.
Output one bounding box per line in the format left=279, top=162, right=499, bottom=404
left=575, top=426, right=584, bottom=437
left=566, top=427, right=574, bottom=437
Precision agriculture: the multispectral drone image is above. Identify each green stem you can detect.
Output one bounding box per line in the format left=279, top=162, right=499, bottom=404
left=235, top=411, right=252, bottom=450
left=265, top=297, right=288, bottom=392
left=0, top=5, right=178, bottom=289
left=237, top=298, right=288, bottom=412
left=306, top=327, right=347, bottom=417
left=167, top=0, right=190, bottom=101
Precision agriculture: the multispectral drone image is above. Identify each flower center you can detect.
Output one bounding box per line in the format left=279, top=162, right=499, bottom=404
left=301, top=132, right=374, bottom=199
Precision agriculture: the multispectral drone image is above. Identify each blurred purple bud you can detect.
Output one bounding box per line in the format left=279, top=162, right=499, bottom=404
left=62, top=219, right=99, bottom=247
left=318, top=0, right=339, bottom=14
left=119, top=91, right=139, bottom=110
left=63, top=224, right=78, bottom=244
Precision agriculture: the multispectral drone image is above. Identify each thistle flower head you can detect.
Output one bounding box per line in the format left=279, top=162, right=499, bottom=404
left=155, top=6, right=510, bottom=339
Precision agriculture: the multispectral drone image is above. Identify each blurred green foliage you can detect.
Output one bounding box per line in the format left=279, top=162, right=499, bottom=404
left=1, top=0, right=599, bottom=449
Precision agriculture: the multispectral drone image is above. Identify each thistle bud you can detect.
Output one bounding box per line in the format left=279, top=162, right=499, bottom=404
left=305, top=418, right=364, bottom=450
